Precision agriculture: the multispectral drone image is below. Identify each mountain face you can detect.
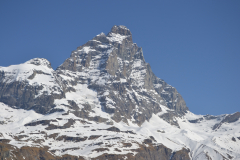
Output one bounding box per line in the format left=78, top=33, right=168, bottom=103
left=0, top=26, right=239, bottom=160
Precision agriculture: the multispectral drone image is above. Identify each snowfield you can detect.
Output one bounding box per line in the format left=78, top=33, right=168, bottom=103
left=0, top=102, right=240, bottom=159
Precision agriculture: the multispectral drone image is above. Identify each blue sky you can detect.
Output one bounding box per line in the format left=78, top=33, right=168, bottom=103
left=0, top=0, right=239, bottom=115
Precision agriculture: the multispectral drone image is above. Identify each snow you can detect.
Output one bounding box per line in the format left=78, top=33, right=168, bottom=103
left=78, top=46, right=96, bottom=54
left=120, top=78, right=127, bottom=83
left=154, top=83, right=162, bottom=88
left=1, top=100, right=240, bottom=159
left=0, top=58, right=62, bottom=98
left=129, top=59, right=146, bottom=87
left=54, top=83, right=98, bottom=110
left=107, top=33, right=129, bottom=44
left=113, top=25, right=130, bottom=31
left=0, top=61, right=52, bottom=84
left=97, top=44, right=109, bottom=48
left=96, top=32, right=105, bottom=37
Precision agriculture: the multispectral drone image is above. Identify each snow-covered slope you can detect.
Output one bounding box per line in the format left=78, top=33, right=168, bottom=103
left=0, top=58, right=64, bottom=114
left=0, top=58, right=61, bottom=96
left=1, top=102, right=239, bottom=159
left=0, top=26, right=239, bottom=160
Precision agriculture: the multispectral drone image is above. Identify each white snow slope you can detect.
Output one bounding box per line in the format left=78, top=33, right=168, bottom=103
left=0, top=101, right=240, bottom=159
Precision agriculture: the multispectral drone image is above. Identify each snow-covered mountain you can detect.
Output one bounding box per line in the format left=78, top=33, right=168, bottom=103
left=0, top=25, right=239, bottom=160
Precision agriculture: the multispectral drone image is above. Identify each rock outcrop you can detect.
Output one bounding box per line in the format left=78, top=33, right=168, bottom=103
left=0, top=58, right=64, bottom=114
left=56, top=25, right=188, bottom=125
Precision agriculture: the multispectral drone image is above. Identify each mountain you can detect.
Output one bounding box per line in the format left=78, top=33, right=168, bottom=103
left=0, top=25, right=239, bottom=160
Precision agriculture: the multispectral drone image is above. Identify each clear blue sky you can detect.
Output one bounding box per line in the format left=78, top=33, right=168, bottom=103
left=0, top=0, right=240, bottom=115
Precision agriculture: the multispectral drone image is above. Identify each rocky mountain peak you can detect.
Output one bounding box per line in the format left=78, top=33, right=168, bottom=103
left=56, top=25, right=188, bottom=126
left=106, top=25, right=133, bottom=44
left=109, top=25, right=132, bottom=36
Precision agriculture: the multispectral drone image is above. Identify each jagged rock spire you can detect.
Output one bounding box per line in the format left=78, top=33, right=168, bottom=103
left=108, top=25, right=132, bottom=36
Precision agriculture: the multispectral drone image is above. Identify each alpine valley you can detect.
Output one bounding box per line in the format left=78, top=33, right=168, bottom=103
left=0, top=26, right=239, bottom=160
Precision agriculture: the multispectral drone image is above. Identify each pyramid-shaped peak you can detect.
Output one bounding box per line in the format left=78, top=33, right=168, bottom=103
left=109, top=25, right=132, bottom=36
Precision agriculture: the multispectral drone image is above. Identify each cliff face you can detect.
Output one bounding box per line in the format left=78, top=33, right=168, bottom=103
left=0, top=26, right=239, bottom=160
left=0, top=58, right=64, bottom=114
left=0, top=141, right=190, bottom=160
left=58, top=26, right=188, bottom=119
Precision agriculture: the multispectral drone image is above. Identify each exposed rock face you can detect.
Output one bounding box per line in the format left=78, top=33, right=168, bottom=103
left=212, top=112, right=240, bottom=130
left=0, top=58, right=64, bottom=114
left=0, top=141, right=86, bottom=160
left=160, top=111, right=181, bottom=128
left=56, top=25, right=188, bottom=125
left=0, top=141, right=191, bottom=160
left=171, top=148, right=191, bottom=160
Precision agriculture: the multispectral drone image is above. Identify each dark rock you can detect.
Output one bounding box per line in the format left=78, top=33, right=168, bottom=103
left=62, top=147, right=80, bottom=153
left=0, top=142, right=66, bottom=160
left=133, top=144, right=172, bottom=160
left=67, top=100, right=80, bottom=110
left=109, top=25, right=132, bottom=36
left=0, top=139, right=11, bottom=143
left=56, top=136, right=87, bottom=142
left=171, top=148, right=191, bottom=160
left=232, top=137, right=236, bottom=142
left=121, top=130, right=136, bottom=134
left=106, top=126, right=120, bottom=132
left=188, top=118, right=203, bottom=123
left=88, top=135, right=101, bottom=140
left=213, top=112, right=240, bottom=130
left=105, top=137, right=121, bottom=140
left=143, top=139, right=152, bottom=144
left=92, top=144, right=173, bottom=160
left=14, top=135, right=29, bottom=141
left=0, top=143, right=12, bottom=159
left=48, top=133, right=59, bottom=139
left=149, top=136, right=157, bottom=142
left=122, top=143, right=132, bottom=147
left=0, top=80, right=64, bottom=115
left=92, top=148, right=109, bottom=152
left=93, top=142, right=104, bottom=146
left=160, top=112, right=180, bottom=128
left=223, top=112, right=240, bottom=123
left=227, top=154, right=233, bottom=159
left=71, top=110, right=108, bottom=123
left=157, top=130, right=165, bottom=133
left=24, top=119, right=77, bottom=130
left=114, top=148, right=122, bottom=152
left=204, top=114, right=217, bottom=120
left=49, top=108, right=65, bottom=114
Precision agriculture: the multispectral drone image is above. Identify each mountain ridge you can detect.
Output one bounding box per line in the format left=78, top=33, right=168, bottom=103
left=0, top=25, right=239, bottom=160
